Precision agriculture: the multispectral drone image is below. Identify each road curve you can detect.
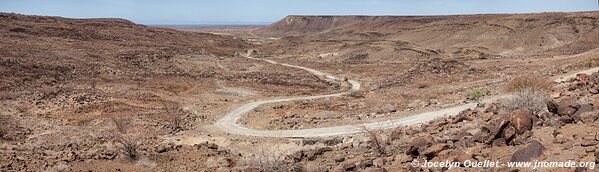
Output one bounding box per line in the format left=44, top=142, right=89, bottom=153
left=214, top=51, right=599, bottom=138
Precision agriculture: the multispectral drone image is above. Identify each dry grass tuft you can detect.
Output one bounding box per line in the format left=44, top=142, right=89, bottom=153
left=0, top=115, right=10, bottom=140
left=504, top=76, right=553, bottom=92
left=245, top=146, right=291, bottom=172
left=359, top=126, right=392, bottom=156
left=163, top=101, right=184, bottom=132
left=110, top=117, right=143, bottom=160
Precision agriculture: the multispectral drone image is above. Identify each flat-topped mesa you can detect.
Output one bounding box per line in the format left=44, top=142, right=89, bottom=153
left=262, top=12, right=599, bottom=35
left=260, top=15, right=449, bottom=35
left=257, top=11, right=599, bottom=56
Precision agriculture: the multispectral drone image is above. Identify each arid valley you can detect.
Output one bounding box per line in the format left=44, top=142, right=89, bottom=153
left=2, top=10, right=599, bottom=171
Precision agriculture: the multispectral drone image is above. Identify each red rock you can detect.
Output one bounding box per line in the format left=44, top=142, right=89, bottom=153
left=577, top=73, right=591, bottom=85
left=509, top=108, right=533, bottom=134
left=422, top=144, right=449, bottom=158
left=592, top=98, right=599, bottom=107
left=484, top=103, right=501, bottom=114
left=557, top=98, right=579, bottom=116
left=407, top=135, right=436, bottom=156
left=580, top=110, right=599, bottom=124
left=503, top=126, right=516, bottom=141
left=573, top=104, right=593, bottom=122
left=581, top=135, right=598, bottom=147
left=546, top=100, right=559, bottom=114
left=510, top=140, right=545, bottom=162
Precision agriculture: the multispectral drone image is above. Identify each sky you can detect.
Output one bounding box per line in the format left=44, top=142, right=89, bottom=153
left=0, top=0, right=598, bottom=25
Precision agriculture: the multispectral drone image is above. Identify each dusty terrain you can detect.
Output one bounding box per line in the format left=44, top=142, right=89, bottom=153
left=2, top=11, right=599, bottom=171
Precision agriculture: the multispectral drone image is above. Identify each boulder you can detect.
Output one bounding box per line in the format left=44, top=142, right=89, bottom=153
left=486, top=115, right=511, bottom=143
left=510, top=140, right=545, bottom=162
left=557, top=98, right=579, bottom=116
left=407, top=135, right=436, bottom=156
left=573, top=104, right=593, bottom=122
left=546, top=100, right=559, bottom=114
left=484, top=103, right=501, bottom=114
left=422, top=144, right=449, bottom=158
left=509, top=109, right=533, bottom=134
left=580, top=110, right=599, bottom=124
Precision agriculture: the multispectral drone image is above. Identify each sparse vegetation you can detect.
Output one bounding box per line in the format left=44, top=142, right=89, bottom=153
left=110, top=117, right=142, bottom=160
left=502, top=76, right=551, bottom=114
left=111, top=117, right=131, bottom=133
left=115, top=134, right=142, bottom=160
left=163, top=101, right=184, bottom=132
left=503, top=88, right=549, bottom=114
left=0, top=115, right=9, bottom=140
left=0, top=127, right=5, bottom=140
left=249, top=147, right=291, bottom=172
left=360, top=126, right=393, bottom=156
left=505, top=76, right=552, bottom=92
left=467, top=88, right=491, bottom=101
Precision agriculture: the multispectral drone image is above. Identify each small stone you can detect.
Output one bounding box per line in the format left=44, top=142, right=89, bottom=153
left=373, top=158, right=386, bottom=167
left=394, top=154, right=413, bottom=164
left=581, top=136, right=598, bottom=147
left=334, top=156, right=345, bottom=163
left=550, top=92, right=561, bottom=98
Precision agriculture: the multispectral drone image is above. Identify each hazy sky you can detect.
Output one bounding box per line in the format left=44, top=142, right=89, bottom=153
left=0, top=0, right=597, bottom=25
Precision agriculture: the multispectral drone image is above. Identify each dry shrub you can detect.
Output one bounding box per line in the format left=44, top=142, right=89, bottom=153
left=163, top=101, right=184, bottom=132
left=0, top=115, right=10, bottom=140
left=111, top=117, right=131, bottom=133
left=503, top=88, right=549, bottom=115
left=0, top=125, right=5, bottom=140
left=505, top=76, right=552, bottom=92
left=503, top=76, right=552, bottom=114
left=359, top=126, right=392, bottom=156
left=110, top=117, right=142, bottom=160
left=247, top=147, right=289, bottom=172
left=115, top=134, right=142, bottom=160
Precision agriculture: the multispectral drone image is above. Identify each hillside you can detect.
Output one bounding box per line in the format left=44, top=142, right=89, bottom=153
left=258, top=12, right=599, bottom=57
left=0, top=13, right=344, bottom=171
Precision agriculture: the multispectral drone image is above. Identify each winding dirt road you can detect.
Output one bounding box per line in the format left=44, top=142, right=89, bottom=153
left=214, top=51, right=599, bottom=138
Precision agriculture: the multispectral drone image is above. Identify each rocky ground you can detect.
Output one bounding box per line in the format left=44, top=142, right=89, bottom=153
left=234, top=71, right=599, bottom=172
left=0, top=13, right=341, bottom=171
left=3, top=11, right=599, bottom=171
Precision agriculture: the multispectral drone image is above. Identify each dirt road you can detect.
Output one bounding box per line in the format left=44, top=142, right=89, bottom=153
left=214, top=51, right=599, bottom=138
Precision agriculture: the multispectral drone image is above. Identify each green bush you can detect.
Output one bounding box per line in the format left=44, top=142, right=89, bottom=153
left=467, top=88, right=491, bottom=101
